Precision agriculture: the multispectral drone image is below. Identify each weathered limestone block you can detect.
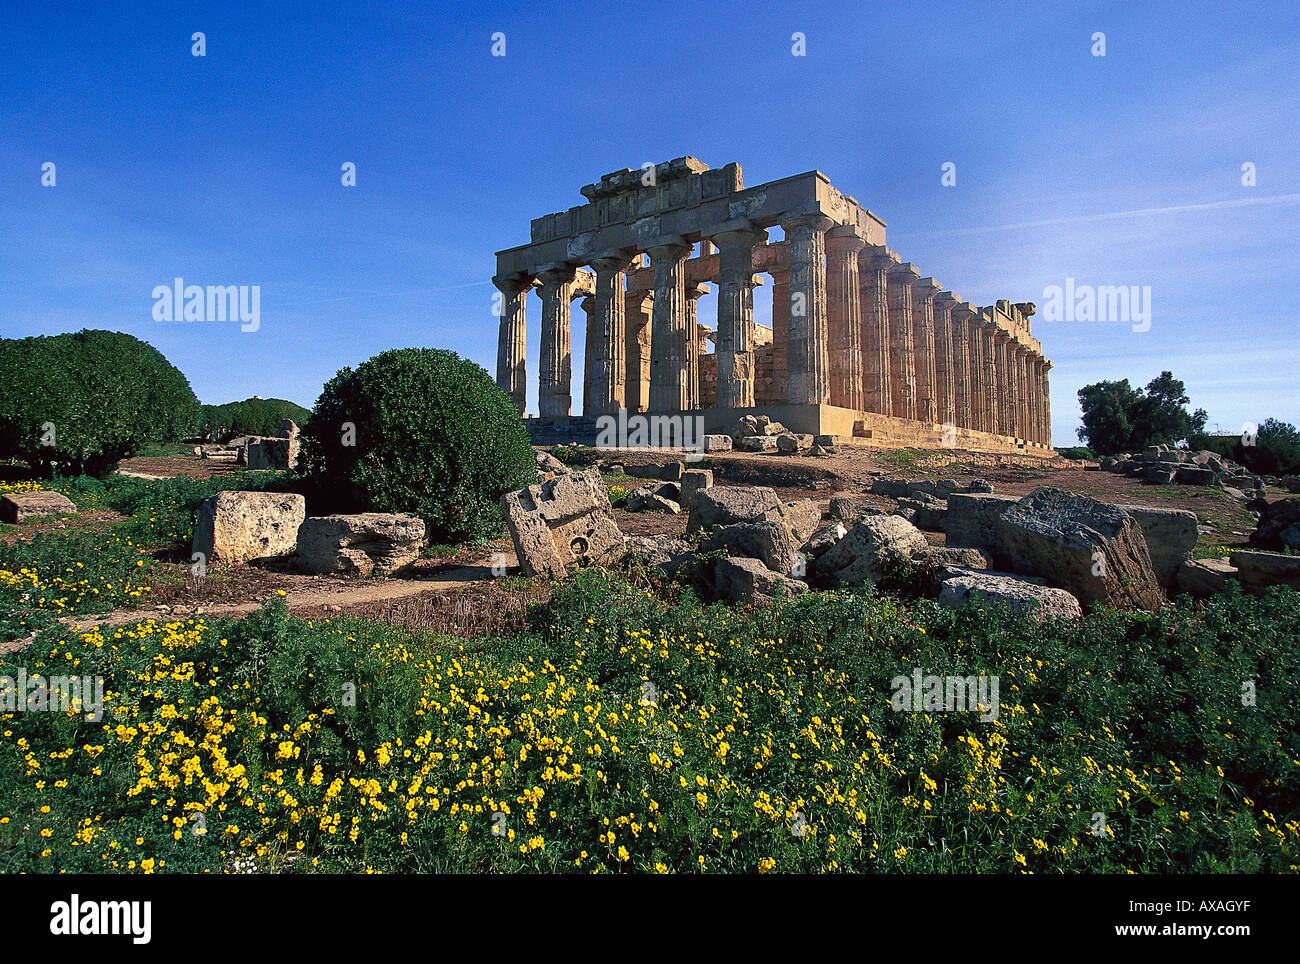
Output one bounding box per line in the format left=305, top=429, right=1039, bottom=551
left=1249, top=499, right=1300, bottom=551
left=296, top=513, right=426, bottom=576
left=715, top=556, right=808, bottom=605
left=687, top=485, right=781, bottom=533
left=997, top=488, right=1162, bottom=609
left=192, top=491, right=306, bottom=564
left=817, top=515, right=929, bottom=586
left=870, top=478, right=912, bottom=499
left=0, top=491, right=77, bottom=523
left=944, top=493, right=1020, bottom=556
left=736, top=435, right=778, bottom=453
left=703, top=434, right=733, bottom=452
left=1115, top=504, right=1199, bottom=588
left=759, top=499, right=823, bottom=545
left=1174, top=557, right=1236, bottom=597
left=898, top=496, right=946, bottom=532
left=244, top=436, right=301, bottom=471
left=679, top=469, right=713, bottom=512
left=802, top=522, right=847, bottom=559
left=1229, top=550, right=1300, bottom=592
left=828, top=494, right=862, bottom=521
left=624, top=535, right=693, bottom=577
left=702, top=520, right=797, bottom=574
left=937, top=571, right=1083, bottom=623
left=500, top=466, right=625, bottom=578
left=731, top=414, right=759, bottom=440
left=535, top=450, right=570, bottom=476
left=626, top=481, right=681, bottom=512
left=921, top=546, right=992, bottom=570
left=775, top=433, right=814, bottom=454
left=1175, top=465, right=1217, bottom=486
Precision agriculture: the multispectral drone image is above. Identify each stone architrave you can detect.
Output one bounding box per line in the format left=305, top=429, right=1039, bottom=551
left=825, top=225, right=865, bottom=411
left=783, top=213, right=834, bottom=405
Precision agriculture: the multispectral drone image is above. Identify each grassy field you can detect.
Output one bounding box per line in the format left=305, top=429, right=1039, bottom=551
left=1, top=476, right=1297, bottom=874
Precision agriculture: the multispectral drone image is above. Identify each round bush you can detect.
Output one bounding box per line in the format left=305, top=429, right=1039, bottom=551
left=0, top=329, right=201, bottom=477
left=298, top=348, right=537, bottom=542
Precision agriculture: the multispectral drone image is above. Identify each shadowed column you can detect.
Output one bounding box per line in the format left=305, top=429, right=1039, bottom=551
left=826, top=225, right=865, bottom=411
left=624, top=290, right=653, bottom=413
left=587, top=254, right=636, bottom=416
left=493, top=273, right=531, bottom=415
left=887, top=261, right=920, bottom=420
left=783, top=213, right=834, bottom=405
left=980, top=317, right=999, bottom=435
left=648, top=240, right=692, bottom=412
left=934, top=292, right=961, bottom=429
left=537, top=263, right=578, bottom=420
left=712, top=225, right=766, bottom=409
left=684, top=282, right=709, bottom=410
left=860, top=249, right=893, bottom=416
left=911, top=276, right=941, bottom=424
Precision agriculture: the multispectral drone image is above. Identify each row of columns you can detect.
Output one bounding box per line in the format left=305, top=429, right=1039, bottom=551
left=495, top=224, right=1053, bottom=445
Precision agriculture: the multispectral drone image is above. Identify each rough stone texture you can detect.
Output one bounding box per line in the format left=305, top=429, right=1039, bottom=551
left=192, top=491, right=306, bottom=564
left=898, top=496, right=946, bottom=532
left=1174, top=557, right=1236, bottom=597
left=0, top=491, right=77, bottom=523
left=775, top=433, right=813, bottom=454
left=921, top=546, right=992, bottom=570
left=1229, top=550, right=1300, bottom=592
left=1175, top=465, right=1217, bottom=486
left=817, top=515, right=930, bottom=586
left=703, top=434, right=733, bottom=452
left=760, top=499, right=823, bottom=545
left=626, top=482, right=681, bottom=512
left=997, top=487, right=1162, bottom=609
left=244, top=436, right=300, bottom=471
left=938, top=571, right=1083, bottom=622
left=687, top=485, right=781, bottom=533
left=703, top=520, right=797, bottom=574
left=500, top=466, right=625, bottom=578
left=870, top=478, right=912, bottom=499
left=731, top=414, right=759, bottom=440
left=679, top=469, right=713, bottom=513
left=625, top=535, right=693, bottom=576
left=736, top=435, right=778, bottom=453
left=715, top=556, right=808, bottom=605
left=534, top=450, right=570, bottom=476
left=945, top=493, right=1020, bottom=556
left=802, top=522, right=847, bottom=558
left=828, top=494, right=861, bottom=521
left=1249, top=499, right=1300, bottom=551
left=1116, top=504, right=1199, bottom=588
left=297, top=513, right=426, bottom=576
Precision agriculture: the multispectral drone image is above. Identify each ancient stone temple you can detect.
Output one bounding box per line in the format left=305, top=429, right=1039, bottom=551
left=494, top=157, right=1053, bottom=452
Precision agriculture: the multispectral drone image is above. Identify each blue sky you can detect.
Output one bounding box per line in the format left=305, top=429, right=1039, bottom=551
left=1, top=0, right=1296, bottom=445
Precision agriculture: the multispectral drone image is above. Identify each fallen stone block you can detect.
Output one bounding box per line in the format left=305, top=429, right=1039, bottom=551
left=626, top=482, right=681, bottom=512
left=500, top=466, right=626, bottom=578
left=802, top=522, right=847, bottom=559
left=997, top=487, right=1162, bottom=609
left=899, top=496, right=946, bottom=532
left=1250, top=499, right=1300, bottom=551
left=775, top=433, right=813, bottom=454
left=0, top=490, right=77, bottom=523
left=921, top=546, right=992, bottom=570
left=624, top=535, right=694, bottom=577
left=1229, top=550, right=1300, bottom=592
left=937, top=571, right=1083, bottom=623
left=703, top=520, right=797, bottom=574
left=534, top=450, right=569, bottom=476
left=760, top=499, right=822, bottom=545
left=715, top=556, right=808, bottom=605
left=1175, top=465, right=1217, bottom=486
left=687, top=485, right=781, bottom=533
left=703, top=434, right=733, bottom=452
left=1174, top=557, right=1236, bottom=597
left=736, top=435, right=778, bottom=453
left=870, top=478, right=912, bottom=499
left=1116, top=504, right=1199, bottom=588
left=944, top=493, right=1020, bottom=556
left=679, top=469, right=713, bottom=512
left=297, top=513, right=426, bottom=576
left=828, top=494, right=861, bottom=521
left=817, top=515, right=930, bottom=586
left=192, top=491, right=306, bottom=564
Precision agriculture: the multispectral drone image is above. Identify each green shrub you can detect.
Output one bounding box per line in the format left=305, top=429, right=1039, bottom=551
left=0, top=330, right=201, bottom=477
left=1055, top=446, right=1095, bottom=461
left=297, top=348, right=537, bottom=541
left=199, top=397, right=311, bottom=440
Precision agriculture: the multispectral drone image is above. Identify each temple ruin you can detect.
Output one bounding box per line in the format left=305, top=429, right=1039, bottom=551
left=493, top=157, right=1053, bottom=453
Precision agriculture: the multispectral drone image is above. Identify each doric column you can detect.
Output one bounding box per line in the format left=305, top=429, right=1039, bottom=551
left=1041, top=359, right=1053, bottom=447
left=1001, top=335, right=1016, bottom=437
left=684, top=283, right=709, bottom=411
left=537, top=263, right=578, bottom=420
left=580, top=293, right=598, bottom=415
left=887, top=261, right=920, bottom=420
left=771, top=267, right=790, bottom=403
left=860, top=249, right=892, bottom=416
left=585, top=254, right=636, bottom=416
left=962, top=307, right=984, bottom=432
left=783, top=213, right=834, bottom=405
left=625, top=291, right=653, bottom=413
left=493, top=273, right=531, bottom=414
left=1017, top=347, right=1031, bottom=440
left=992, top=331, right=1011, bottom=437
left=941, top=294, right=972, bottom=431
left=947, top=300, right=974, bottom=429
left=647, top=239, right=692, bottom=412
left=934, top=292, right=961, bottom=429
left=980, top=318, right=999, bottom=435
left=911, top=277, right=941, bottom=425
left=712, top=225, right=766, bottom=409
left=825, top=226, right=865, bottom=411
